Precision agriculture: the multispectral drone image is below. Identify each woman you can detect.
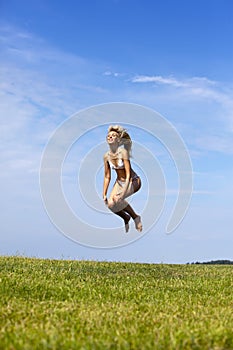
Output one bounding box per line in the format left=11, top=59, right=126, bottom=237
left=103, top=125, right=142, bottom=232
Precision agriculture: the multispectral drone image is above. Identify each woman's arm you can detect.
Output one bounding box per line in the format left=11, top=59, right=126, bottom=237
left=119, top=149, right=131, bottom=199
left=103, top=154, right=111, bottom=203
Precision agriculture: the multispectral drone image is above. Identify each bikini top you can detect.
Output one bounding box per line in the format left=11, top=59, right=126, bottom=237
left=108, top=153, right=125, bottom=170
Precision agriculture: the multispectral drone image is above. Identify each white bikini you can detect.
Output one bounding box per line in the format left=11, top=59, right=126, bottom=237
left=108, top=157, right=124, bottom=170
left=107, top=153, right=140, bottom=187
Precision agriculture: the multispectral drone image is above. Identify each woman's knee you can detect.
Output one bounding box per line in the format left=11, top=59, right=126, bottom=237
left=108, top=199, right=127, bottom=212
left=108, top=200, right=116, bottom=211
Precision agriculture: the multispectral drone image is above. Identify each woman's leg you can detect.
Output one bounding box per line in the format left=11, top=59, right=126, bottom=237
left=108, top=178, right=142, bottom=232
left=108, top=182, right=131, bottom=232
left=122, top=177, right=142, bottom=231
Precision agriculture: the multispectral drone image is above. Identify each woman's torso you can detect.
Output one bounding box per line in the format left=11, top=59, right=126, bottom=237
left=107, top=150, right=138, bottom=182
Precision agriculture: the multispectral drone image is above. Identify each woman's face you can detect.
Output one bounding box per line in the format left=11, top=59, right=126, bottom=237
left=106, top=131, right=119, bottom=144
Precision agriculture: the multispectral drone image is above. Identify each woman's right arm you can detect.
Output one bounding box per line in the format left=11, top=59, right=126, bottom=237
left=103, top=154, right=111, bottom=203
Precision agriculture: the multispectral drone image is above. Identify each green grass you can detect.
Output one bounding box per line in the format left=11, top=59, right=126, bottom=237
left=0, top=256, right=233, bottom=350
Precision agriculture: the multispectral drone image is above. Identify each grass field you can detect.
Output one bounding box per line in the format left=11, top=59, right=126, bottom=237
left=0, top=256, right=233, bottom=350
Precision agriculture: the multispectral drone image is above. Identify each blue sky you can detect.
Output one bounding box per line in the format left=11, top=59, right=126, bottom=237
left=1, top=0, right=233, bottom=263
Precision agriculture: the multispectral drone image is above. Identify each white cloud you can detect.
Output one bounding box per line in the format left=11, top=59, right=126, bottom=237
left=131, top=75, right=189, bottom=87
left=103, top=70, right=122, bottom=77
left=130, top=74, right=232, bottom=103
left=0, top=27, right=92, bottom=186
left=103, top=71, right=112, bottom=76
left=131, top=74, right=217, bottom=86
left=130, top=73, right=233, bottom=138
left=194, top=134, right=233, bottom=154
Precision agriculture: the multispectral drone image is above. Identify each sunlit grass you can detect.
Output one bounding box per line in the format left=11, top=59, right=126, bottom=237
left=0, top=256, right=233, bottom=349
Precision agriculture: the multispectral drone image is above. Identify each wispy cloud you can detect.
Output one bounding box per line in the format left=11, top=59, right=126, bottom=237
left=103, top=70, right=126, bottom=78
left=0, top=24, right=109, bottom=182
left=130, top=74, right=233, bottom=104
left=194, top=134, right=233, bottom=154
left=130, top=73, right=233, bottom=135
left=103, top=70, right=120, bottom=77
left=131, top=74, right=217, bottom=87
left=131, top=75, right=189, bottom=87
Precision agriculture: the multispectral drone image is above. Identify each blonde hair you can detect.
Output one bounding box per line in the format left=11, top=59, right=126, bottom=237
left=108, top=125, right=132, bottom=155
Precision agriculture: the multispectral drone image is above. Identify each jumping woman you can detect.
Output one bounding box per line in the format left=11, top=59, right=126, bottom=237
left=103, top=125, right=143, bottom=232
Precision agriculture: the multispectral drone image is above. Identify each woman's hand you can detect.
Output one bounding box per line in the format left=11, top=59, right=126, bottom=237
left=103, top=195, right=108, bottom=205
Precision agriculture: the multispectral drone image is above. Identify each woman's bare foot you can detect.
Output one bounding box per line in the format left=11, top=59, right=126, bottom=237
left=134, top=216, right=142, bottom=232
